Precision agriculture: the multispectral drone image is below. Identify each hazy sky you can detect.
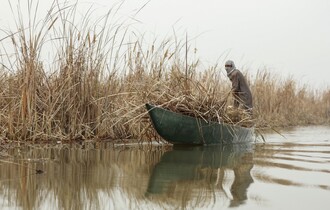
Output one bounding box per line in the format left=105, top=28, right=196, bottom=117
left=1, top=0, right=329, bottom=89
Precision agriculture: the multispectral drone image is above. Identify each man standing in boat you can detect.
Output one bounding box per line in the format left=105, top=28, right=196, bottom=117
left=225, top=60, right=253, bottom=113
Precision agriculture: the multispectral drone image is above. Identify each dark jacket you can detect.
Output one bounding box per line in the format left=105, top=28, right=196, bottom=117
left=228, top=69, right=253, bottom=109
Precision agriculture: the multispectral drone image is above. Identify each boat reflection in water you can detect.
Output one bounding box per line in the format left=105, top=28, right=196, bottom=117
left=146, top=144, right=254, bottom=208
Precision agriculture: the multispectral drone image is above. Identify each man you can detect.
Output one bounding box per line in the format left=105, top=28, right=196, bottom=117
left=225, top=60, right=253, bottom=112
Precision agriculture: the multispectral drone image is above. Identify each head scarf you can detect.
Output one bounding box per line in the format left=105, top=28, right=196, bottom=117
left=225, top=60, right=236, bottom=76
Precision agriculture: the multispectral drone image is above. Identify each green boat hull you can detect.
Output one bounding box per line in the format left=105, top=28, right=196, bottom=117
left=146, top=103, right=254, bottom=145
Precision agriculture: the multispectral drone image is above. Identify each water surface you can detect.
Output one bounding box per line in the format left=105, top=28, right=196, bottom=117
left=0, top=126, right=329, bottom=210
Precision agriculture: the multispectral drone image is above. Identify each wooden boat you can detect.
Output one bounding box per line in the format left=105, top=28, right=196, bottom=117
left=146, top=103, right=254, bottom=145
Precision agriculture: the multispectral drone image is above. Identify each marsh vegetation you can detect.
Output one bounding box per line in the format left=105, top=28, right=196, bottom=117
left=0, top=1, right=329, bottom=143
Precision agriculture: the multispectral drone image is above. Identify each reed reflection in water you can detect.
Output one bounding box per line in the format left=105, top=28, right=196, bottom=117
left=0, top=142, right=254, bottom=209
left=0, top=143, right=168, bottom=210
left=1, top=126, right=330, bottom=210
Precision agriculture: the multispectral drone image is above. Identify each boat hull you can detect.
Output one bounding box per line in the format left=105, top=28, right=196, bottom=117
left=146, top=103, right=254, bottom=145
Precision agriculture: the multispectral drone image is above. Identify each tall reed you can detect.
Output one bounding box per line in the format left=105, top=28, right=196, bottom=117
left=0, top=1, right=329, bottom=142
left=251, top=71, right=328, bottom=127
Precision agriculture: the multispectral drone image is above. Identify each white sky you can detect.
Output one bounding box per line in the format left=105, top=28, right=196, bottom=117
left=0, top=0, right=329, bottom=89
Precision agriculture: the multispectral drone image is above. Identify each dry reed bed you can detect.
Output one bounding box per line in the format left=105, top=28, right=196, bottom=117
left=0, top=1, right=329, bottom=142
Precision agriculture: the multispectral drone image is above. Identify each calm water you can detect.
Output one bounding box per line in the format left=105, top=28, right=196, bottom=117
left=0, top=126, right=330, bottom=210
